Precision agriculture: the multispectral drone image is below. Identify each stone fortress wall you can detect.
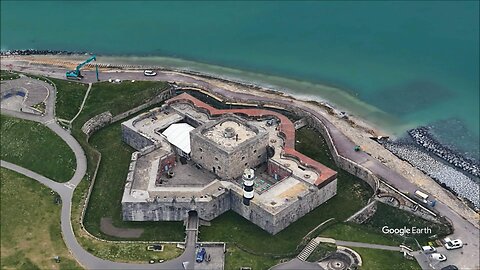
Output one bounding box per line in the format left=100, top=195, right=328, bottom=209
left=122, top=187, right=231, bottom=222
left=230, top=179, right=338, bottom=234
left=122, top=123, right=155, bottom=150
left=120, top=93, right=338, bottom=235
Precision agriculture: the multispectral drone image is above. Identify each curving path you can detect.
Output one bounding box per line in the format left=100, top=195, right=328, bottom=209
left=1, top=77, right=196, bottom=269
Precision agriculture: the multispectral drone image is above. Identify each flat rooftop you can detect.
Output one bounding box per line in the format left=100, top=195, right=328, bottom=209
left=122, top=107, right=183, bottom=144
left=202, top=119, right=256, bottom=149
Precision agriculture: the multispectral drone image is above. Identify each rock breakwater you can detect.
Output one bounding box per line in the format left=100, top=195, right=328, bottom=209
left=1, top=49, right=87, bottom=56
left=377, top=133, right=480, bottom=211
left=408, top=127, right=479, bottom=178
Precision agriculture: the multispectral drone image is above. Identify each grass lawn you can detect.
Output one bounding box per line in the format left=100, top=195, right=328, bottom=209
left=69, top=79, right=170, bottom=184
left=0, top=70, right=20, bottom=80
left=72, top=80, right=169, bottom=131
left=73, top=176, right=183, bottom=263
left=0, top=168, right=81, bottom=270
left=199, top=127, right=373, bottom=255
left=353, top=247, right=421, bottom=270
left=84, top=122, right=184, bottom=240
left=52, top=78, right=184, bottom=240
left=364, top=202, right=451, bottom=245
left=320, top=222, right=406, bottom=246
left=224, top=245, right=280, bottom=270
left=48, top=78, right=88, bottom=121
left=80, top=241, right=182, bottom=263
left=0, top=115, right=76, bottom=183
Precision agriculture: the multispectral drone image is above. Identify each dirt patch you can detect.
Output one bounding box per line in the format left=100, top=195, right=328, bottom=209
left=100, top=218, right=144, bottom=238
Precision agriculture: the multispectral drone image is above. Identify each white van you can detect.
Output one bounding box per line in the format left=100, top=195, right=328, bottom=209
left=414, top=190, right=429, bottom=203
left=430, top=253, right=447, bottom=262
left=421, top=246, right=436, bottom=253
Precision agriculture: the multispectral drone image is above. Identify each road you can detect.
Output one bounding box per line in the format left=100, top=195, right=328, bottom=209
left=1, top=76, right=198, bottom=269
left=1, top=61, right=479, bottom=269
left=0, top=160, right=198, bottom=270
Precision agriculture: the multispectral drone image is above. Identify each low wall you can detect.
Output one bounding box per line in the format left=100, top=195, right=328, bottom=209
left=304, top=115, right=379, bottom=191
left=82, top=87, right=174, bottom=139
left=111, top=88, right=174, bottom=122
left=346, top=200, right=378, bottom=224
left=81, top=111, right=113, bottom=137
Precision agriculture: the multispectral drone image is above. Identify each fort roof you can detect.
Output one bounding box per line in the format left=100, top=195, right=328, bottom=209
left=167, top=93, right=337, bottom=187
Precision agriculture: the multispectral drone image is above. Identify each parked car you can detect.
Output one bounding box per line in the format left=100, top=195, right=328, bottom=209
left=444, top=238, right=463, bottom=250
left=148, top=260, right=155, bottom=264
left=421, top=246, right=436, bottom=253
left=429, top=253, right=447, bottom=262
left=196, top=248, right=206, bottom=263
left=146, top=244, right=163, bottom=251
left=144, top=70, right=157, bottom=76
left=441, top=265, right=458, bottom=270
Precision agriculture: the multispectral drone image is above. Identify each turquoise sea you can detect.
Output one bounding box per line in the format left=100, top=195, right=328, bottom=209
left=1, top=1, right=479, bottom=159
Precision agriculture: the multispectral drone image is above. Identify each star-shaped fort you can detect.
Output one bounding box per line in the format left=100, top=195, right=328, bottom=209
left=121, top=93, right=337, bottom=234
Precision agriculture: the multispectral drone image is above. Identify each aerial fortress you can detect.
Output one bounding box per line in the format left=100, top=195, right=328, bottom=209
left=121, top=93, right=337, bottom=234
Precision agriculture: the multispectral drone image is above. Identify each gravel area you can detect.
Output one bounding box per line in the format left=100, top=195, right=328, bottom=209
left=382, top=140, right=479, bottom=210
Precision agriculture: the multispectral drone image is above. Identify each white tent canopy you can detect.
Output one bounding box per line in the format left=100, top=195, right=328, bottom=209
left=162, top=123, right=195, bottom=154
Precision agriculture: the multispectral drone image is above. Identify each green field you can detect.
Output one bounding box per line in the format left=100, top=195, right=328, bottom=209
left=365, top=202, right=451, bottom=245
left=353, top=247, right=421, bottom=270
left=0, top=168, right=81, bottom=270
left=48, top=78, right=89, bottom=121
left=224, top=245, right=280, bottom=270
left=73, top=174, right=183, bottom=263
left=45, top=78, right=182, bottom=240
left=0, top=115, right=76, bottom=183
left=69, top=80, right=170, bottom=183
left=0, top=70, right=20, bottom=80
left=84, top=122, right=185, bottom=240
left=320, top=222, right=405, bottom=246
left=79, top=240, right=182, bottom=263
left=72, top=80, right=169, bottom=131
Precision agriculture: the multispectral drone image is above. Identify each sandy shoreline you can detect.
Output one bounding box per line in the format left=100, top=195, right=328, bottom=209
left=1, top=53, right=479, bottom=225
left=2, top=52, right=408, bottom=136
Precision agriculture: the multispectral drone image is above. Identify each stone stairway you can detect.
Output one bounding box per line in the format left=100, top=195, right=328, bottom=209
left=297, top=237, right=321, bottom=261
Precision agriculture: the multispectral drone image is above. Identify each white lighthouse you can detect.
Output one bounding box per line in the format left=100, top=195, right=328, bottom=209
left=242, top=168, right=255, bottom=206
